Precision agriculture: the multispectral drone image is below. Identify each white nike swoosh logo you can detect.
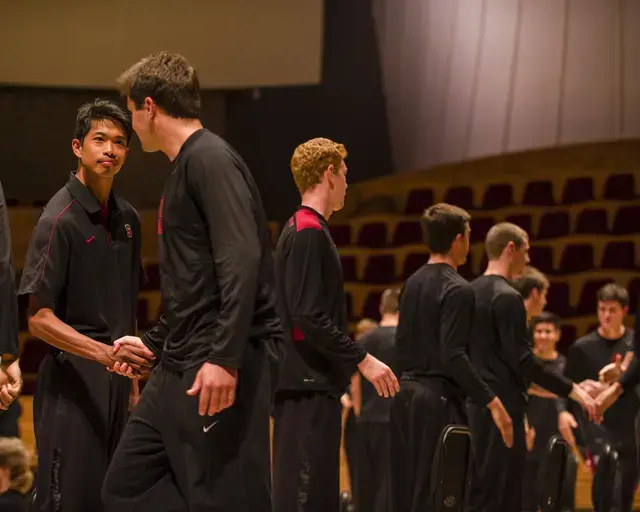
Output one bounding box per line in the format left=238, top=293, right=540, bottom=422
left=203, top=420, right=219, bottom=433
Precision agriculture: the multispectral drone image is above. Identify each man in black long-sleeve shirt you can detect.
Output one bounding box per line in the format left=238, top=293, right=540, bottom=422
left=558, top=284, right=638, bottom=511
left=389, top=203, right=513, bottom=512
left=102, top=52, right=283, bottom=512
left=466, top=222, right=597, bottom=512
left=0, top=181, right=21, bottom=414
left=272, top=138, right=399, bottom=512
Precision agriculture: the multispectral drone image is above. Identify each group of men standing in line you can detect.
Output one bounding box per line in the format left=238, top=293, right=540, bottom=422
left=0, top=49, right=638, bottom=512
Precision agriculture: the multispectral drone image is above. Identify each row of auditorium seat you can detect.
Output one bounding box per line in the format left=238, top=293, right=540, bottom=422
left=339, top=239, right=638, bottom=284
left=403, top=173, right=637, bottom=214
left=330, top=204, right=640, bottom=248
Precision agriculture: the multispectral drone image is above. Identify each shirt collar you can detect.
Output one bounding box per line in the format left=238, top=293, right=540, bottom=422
left=64, top=172, right=122, bottom=216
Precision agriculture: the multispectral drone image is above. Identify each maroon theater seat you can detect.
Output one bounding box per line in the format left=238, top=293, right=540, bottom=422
left=340, top=255, right=358, bottom=282
left=562, top=177, right=595, bottom=204
left=363, top=254, right=395, bottom=284
left=523, top=180, right=555, bottom=207
left=628, top=278, right=640, bottom=314
left=612, top=206, right=640, bottom=235
left=505, top=214, right=533, bottom=236
left=469, top=217, right=494, bottom=244
left=402, top=253, right=430, bottom=280
left=546, top=282, right=573, bottom=317
left=392, top=220, right=423, bottom=246
left=537, top=212, right=570, bottom=240
left=601, top=241, right=637, bottom=270
left=444, top=186, right=474, bottom=210
left=558, top=324, right=578, bottom=354
left=575, top=209, right=608, bottom=235
left=604, top=174, right=637, bottom=201
left=528, top=246, right=554, bottom=274
left=559, top=244, right=595, bottom=274
left=481, top=184, right=514, bottom=210
left=328, top=224, right=352, bottom=247
left=356, top=222, right=387, bottom=248
left=404, top=188, right=435, bottom=215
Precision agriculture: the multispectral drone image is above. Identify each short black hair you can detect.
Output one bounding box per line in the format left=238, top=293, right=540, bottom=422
left=597, top=283, right=629, bottom=308
left=421, top=203, right=470, bottom=254
left=512, top=266, right=550, bottom=299
left=74, top=98, right=132, bottom=144
left=531, top=311, right=561, bottom=331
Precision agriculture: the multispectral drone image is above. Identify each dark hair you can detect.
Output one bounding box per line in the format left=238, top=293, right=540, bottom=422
left=380, top=288, right=400, bottom=315
left=597, top=283, right=629, bottom=308
left=117, top=51, right=201, bottom=119
left=531, top=311, right=561, bottom=331
left=421, top=203, right=470, bottom=254
left=74, top=98, right=132, bottom=143
left=512, top=266, right=550, bottom=299
left=485, top=222, right=528, bottom=260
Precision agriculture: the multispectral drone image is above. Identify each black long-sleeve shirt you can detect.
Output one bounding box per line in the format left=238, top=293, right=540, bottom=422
left=144, top=129, right=282, bottom=371
left=0, top=181, right=18, bottom=356
left=359, top=325, right=397, bottom=422
left=619, top=293, right=640, bottom=392
left=396, top=263, right=495, bottom=406
left=275, top=206, right=366, bottom=395
left=469, top=275, right=573, bottom=413
left=558, top=329, right=638, bottom=438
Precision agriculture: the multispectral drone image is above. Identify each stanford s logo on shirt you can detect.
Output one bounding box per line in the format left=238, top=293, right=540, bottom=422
left=124, top=224, right=133, bottom=239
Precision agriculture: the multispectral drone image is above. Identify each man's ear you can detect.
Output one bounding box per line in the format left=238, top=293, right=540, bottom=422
left=72, top=138, right=82, bottom=160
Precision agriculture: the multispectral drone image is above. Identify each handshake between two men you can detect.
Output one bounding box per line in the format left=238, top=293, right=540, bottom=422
left=556, top=352, right=633, bottom=456
left=105, top=336, right=241, bottom=418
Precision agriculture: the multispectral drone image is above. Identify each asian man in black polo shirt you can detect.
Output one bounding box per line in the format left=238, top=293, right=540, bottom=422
left=19, top=99, right=155, bottom=512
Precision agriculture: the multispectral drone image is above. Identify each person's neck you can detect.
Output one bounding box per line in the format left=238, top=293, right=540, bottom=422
left=534, top=347, right=558, bottom=361
left=301, top=192, right=332, bottom=220
left=76, top=168, right=112, bottom=205
left=524, top=301, right=533, bottom=322
left=379, top=314, right=399, bottom=327
left=158, top=118, right=204, bottom=161
left=598, top=324, right=625, bottom=340
left=428, top=253, right=458, bottom=270
left=484, top=259, right=512, bottom=280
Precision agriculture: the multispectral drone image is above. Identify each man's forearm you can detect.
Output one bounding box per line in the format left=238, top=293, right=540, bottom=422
left=28, top=309, right=110, bottom=366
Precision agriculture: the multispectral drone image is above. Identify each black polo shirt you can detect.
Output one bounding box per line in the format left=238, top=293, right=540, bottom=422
left=19, top=173, right=142, bottom=345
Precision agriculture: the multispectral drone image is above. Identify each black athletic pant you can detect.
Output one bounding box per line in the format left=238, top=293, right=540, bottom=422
left=0, top=399, right=21, bottom=437
left=355, top=421, right=390, bottom=512
left=466, top=401, right=526, bottom=512
left=272, top=390, right=342, bottom=512
left=34, top=352, right=130, bottom=512
left=102, top=340, right=273, bottom=512
left=389, top=378, right=466, bottom=512
left=588, top=430, right=638, bottom=512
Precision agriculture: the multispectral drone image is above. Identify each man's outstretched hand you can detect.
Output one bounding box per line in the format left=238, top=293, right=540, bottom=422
left=186, top=362, right=238, bottom=416
left=106, top=336, right=156, bottom=378
left=357, top=354, right=400, bottom=398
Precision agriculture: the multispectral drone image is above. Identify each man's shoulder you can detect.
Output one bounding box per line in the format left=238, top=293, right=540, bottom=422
left=37, top=187, right=76, bottom=227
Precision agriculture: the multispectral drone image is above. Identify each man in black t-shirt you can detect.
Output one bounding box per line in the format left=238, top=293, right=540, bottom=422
left=354, top=288, right=400, bottom=512
left=390, top=204, right=513, bottom=512
left=521, top=312, right=567, bottom=512
left=466, top=222, right=596, bottom=512
left=558, top=284, right=639, bottom=511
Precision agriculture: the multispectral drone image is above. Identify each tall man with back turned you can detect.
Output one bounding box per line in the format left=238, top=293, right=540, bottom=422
left=102, top=52, right=283, bottom=512
left=466, top=222, right=598, bottom=512
left=389, top=203, right=513, bottom=512
left=272, top=137, right=399, bottom=512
